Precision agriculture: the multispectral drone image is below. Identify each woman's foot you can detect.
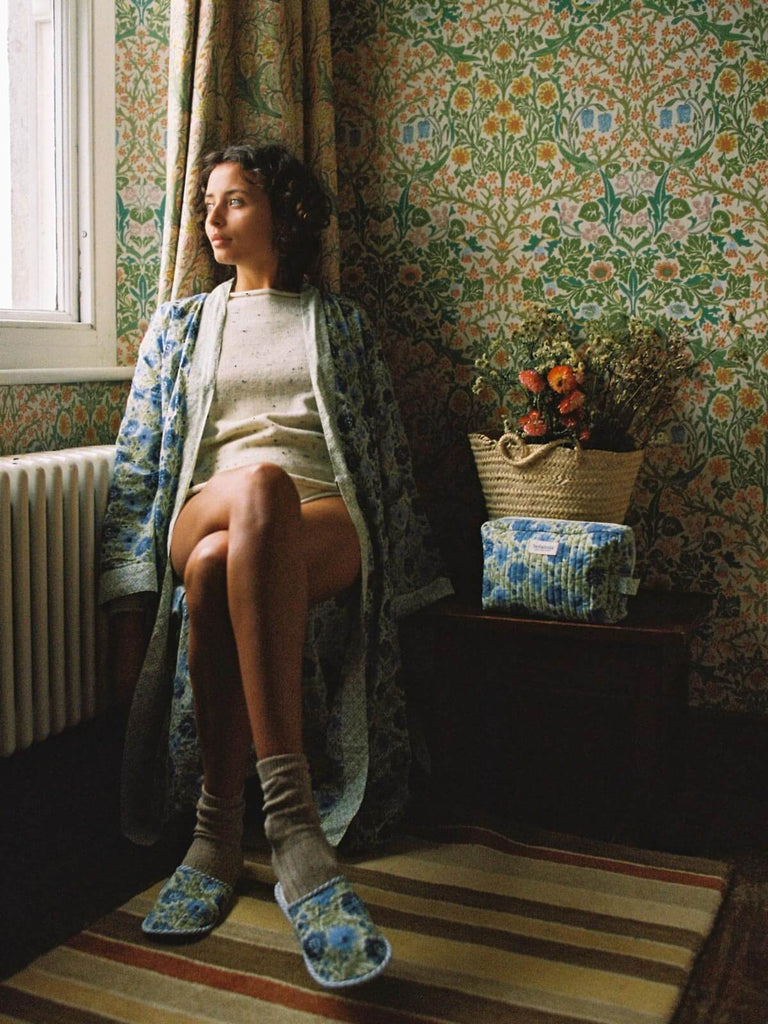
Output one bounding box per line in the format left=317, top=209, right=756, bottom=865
left=258, top=753, right=392, bottom=986
left=142, top=787, right=245, bottom=939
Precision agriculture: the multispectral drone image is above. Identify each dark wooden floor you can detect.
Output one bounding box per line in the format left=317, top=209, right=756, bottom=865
left=1, top=704, right=767, bottom=1016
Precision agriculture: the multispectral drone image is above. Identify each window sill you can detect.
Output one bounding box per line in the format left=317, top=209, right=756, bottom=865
left=0, top=366, right=135, bottom=386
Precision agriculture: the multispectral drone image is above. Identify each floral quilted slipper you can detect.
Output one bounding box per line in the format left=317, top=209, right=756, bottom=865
left=142, top=864, right=234, bottom=938
left=275, top=875, right=392, bottom=988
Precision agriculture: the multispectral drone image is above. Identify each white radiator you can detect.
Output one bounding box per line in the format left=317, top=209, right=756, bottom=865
left=0, top=444, right=116, bottom=756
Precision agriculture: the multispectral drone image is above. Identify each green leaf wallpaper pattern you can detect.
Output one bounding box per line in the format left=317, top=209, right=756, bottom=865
left=1, top=0, right=766, bottom=711
left=330, top=0, right=768, bottom=712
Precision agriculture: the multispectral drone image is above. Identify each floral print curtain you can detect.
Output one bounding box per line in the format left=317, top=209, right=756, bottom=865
left=158, top=0, right=338, bottom=302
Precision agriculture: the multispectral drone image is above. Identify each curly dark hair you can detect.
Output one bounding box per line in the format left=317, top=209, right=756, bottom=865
left=198, top=142, right=332, bottom=291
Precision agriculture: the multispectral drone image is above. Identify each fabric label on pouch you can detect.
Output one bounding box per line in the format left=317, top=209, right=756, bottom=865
left=528, top=538, right=560, bottom=557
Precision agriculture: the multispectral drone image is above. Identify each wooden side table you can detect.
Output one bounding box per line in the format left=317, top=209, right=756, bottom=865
left=401, top=591, right=711, bottom=821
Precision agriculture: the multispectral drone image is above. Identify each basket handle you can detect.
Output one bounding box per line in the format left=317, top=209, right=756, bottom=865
left=496, top=433, right=580, bottom=466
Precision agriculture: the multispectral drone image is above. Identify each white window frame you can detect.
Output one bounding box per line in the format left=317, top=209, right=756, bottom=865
left=0, top=0, right=120, bottom=381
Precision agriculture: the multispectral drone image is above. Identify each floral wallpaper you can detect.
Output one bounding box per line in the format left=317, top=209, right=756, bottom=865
left=330, top=0, right=768, bottom=713
left=1, top=0, right=766, bottom=712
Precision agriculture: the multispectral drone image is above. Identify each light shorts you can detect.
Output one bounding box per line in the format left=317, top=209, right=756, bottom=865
left=185, top=469, right=340, bottom=505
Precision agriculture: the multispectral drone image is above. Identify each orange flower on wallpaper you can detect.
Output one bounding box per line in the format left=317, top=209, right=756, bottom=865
left=654, top=260, right=679, bottom=281
left=745, top=59, right=768, bottom=82
left=451, top=146, right=470, bottom=166
left=744, top=427, right=764, bottom=449
left=537, top=141, right=557, bottom=162
left=711, top=395, right=732, bottom=419
left=537, top=82, right=558, bottom=107
left=506, top=113, right=525, bottom=134
left=511, top=75, right=532, bottom=97
left=738, top=387, right=761, bottom=409
left=589, top=261, right=613, bottom=282
left=399, top=265, right=422, bottom=286
left=452, top=87, right=472, bottom=112
left=715, top=132, right=738, bottom=155
left=752, top=98, right=768, bottom=122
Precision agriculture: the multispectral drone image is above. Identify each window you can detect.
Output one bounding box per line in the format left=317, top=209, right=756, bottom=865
left=0, top=0, right=116, bottom=374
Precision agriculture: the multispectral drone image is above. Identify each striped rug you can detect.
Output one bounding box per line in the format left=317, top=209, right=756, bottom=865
left=0, top=825, right=730, bottom=1024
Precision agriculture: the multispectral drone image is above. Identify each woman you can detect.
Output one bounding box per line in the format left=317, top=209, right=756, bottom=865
left=100, top=143, right=452, bottom=988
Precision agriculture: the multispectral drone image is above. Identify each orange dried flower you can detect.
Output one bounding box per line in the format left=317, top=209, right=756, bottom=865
left=547, top=365, right=578, bottom=393
left=518, top=369, right=546, bottom=393
left=558, top=389, right=585, bottom=415
left=519, top=410, right=547, bottom=436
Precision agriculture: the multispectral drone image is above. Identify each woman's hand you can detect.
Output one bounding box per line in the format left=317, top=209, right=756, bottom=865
left=110, top=610, right=150, bottom=713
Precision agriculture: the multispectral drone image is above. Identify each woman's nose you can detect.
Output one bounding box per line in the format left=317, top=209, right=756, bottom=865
left=207, top=203, right=224, bottom=226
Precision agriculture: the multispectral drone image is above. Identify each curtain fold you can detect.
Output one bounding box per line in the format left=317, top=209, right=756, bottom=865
left=159, top=0, right=339, bottom=303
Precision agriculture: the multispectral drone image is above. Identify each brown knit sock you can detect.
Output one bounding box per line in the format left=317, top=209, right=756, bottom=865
left=257, top=753, right=338, bottom=905
left=181, top=786, right=246, bottom=887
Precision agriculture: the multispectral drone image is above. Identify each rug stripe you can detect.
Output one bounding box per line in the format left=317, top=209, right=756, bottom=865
left=126, top=881, right=696, bottom=979
left=0, top=985, right=116, bottom=1024
left=369, top=904, right=689, bottom=984
left=6, top=947, right=354, bottom=1024
left=341, top=879, right=696, bottom=966
left=3, top=967, right=207, bottom=1024
left=228, top=880, right=695, bottom=971
left=82, top=908, right=680, bottom=1021
left=345, top=863, right=716, bottom=930
left=381, top=923, right=681, bottom=1017
left=77, top=915, right=626, bottom=1024
left=118, top=892, right=692, bottom=1011
left=241, top=864, right=707, bottom=948
left=408, top=827, right=729, bottom=892
left=385, top=843, right=725, bottom=909
left=66, top=931, right=456, bottom=1024
left=341, top=853, right=720, bottom=926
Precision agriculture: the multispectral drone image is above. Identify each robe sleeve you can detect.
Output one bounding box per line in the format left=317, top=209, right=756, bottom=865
left=98, top=306, right=169, bottom=604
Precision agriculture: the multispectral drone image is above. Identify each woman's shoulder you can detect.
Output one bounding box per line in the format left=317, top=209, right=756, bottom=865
left=155, top=291, right=210, bottom=324
left=314, top=288, right=373, bottom=332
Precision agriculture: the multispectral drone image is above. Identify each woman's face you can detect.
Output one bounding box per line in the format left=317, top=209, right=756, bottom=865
left=204, top=162, right=278, bottom=280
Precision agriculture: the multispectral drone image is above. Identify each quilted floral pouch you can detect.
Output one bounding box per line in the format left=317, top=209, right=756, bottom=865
left=481, top=516, right=639, bottom=624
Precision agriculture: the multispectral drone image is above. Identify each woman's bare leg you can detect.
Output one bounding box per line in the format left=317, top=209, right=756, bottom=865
left=171, top=463, right=360, bottom=784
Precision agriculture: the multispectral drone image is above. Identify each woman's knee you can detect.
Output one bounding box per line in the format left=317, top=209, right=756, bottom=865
left=183, top=531, right=228, bottom=612
left=237, top=463, right=301, bottom=536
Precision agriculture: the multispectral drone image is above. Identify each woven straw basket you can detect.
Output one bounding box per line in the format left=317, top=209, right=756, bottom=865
left=469, top=432, right=644, bottom=524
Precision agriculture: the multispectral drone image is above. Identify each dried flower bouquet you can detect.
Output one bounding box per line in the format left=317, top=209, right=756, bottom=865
left=473, top=307, right=693, bottom=452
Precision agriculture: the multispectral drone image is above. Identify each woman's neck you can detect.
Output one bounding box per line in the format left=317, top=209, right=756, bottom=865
left=233, top=258, right=279, bottom=292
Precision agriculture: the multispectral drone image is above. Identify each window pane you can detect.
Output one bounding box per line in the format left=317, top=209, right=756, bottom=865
left=0, top=0, right=58, bottom=311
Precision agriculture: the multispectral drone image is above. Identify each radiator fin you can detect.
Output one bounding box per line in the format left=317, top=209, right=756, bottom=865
left=0, top=445, right=116, bottom=756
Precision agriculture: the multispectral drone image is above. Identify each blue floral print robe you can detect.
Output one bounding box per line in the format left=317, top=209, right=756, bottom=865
left=100, top=280, right=453, bottom=851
